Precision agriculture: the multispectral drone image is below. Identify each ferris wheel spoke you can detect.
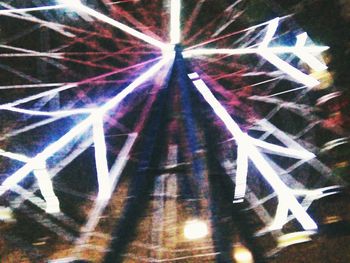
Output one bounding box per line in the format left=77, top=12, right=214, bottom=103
left=0, top=56, right=171, bottom=198
left=188, top=71, right=318, bottom=231
left=0, top=4, right=65, bottom=14
left=0, top=56, right=160, bottom=110
left=170, top=0, right=181, bottom=44
left=184, top=17, right=328, bottom=88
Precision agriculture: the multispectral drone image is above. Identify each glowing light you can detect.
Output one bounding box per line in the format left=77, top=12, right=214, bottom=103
left=0, top=5, right=65, bottom=14
left=277, top=231, right=315, bottom=248
left=0, top=105, right=95, bottom=117
left=183, top=46, right=328, bottom=57
left=0, top=149, right=30, bottom=163
left=234, top=144, right=248, bottom=202
left=0, top=83, right=78, bottom=108
left=0, top=206, right=15, bottom=222
left=293, top=186, right=341, bottom=199
left=295, top=33, right=328, bottom=72
left=0, top=149, right=60, bottom=214
left=0, top=58, right=169, bottom=198
left=184, top=18, right=328, bottom=88
left=184, top=45, right=323, bottom=87
left=258, top=18, right=320, bottom=87
left=190, top=73, right=318, bottom=230
left=250, top=137, right=315, bottom=160
left=92, top=114, right=111, bottom=201
left=269, top=199, right=289, bottom=230
left=170, top=0, right=181, bottom=44
left=321, top=137, right=349, bottom=152
left=183, top=219, right=209, bottom=240
left=109, top=133, right=138, bottom=187
left=233, top=244, right=254, bottom=263
left=76, top=133, right=138, bottom=247
left=100, top=57, right=173, bottom=112
left=33, top=162, right=60, bottom=214
left=260, top=18, right=279, bottom=48
left=259, top=50, right=320, bottom=87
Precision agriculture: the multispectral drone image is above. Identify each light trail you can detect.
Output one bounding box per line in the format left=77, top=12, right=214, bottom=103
left=258, top=18, right=321, bottom=87
left=0, top=4, right=65, bottom=14
left=294, top=33, right=328, bottom=71
left=0, top=83, right=64, bottom=90
left=170, top=0, right=181, bottom=44
left=189, top=72, right=318, bottom=230
left=233, top=144, right=248, bottom=202
left=183, top=46, right=328, bottom=56
left=0, top=57, right=160, bottom=109
left=75, top=133, right=137, bottom=250
left=92, top=114, right=111, bottom=200
left=0, top=56, right=172, bottom=197
left=184, top=18, right=328, bottom=88
left=250, top=138, right=315, bottom=160
left=0, top=149, right=60, bottom=214
left=0, top=106, right=95, bottom=117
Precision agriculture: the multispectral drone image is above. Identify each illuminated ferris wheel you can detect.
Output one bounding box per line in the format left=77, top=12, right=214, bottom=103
left=0, top=0, right=346, bottom=262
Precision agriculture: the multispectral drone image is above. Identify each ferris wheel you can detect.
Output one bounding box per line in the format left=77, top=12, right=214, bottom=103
left=0, top=0, right=346, bottom=262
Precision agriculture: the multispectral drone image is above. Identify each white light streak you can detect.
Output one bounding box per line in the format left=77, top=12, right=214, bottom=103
left=259, top=50, right=320, bottom=87
left=33, top=162, right=60, bottom=214
left=92, top=114, right=111, bottom=201
left=100, top=57, right=173, bottom=112
left=0, top=83, right=77, bottom=108
left=183, top=46, right=328, bottom=57
left=190, top=73, right=317, bottom=230
left=260, top=18, right=279, bottom=48
left=258, top=18, right=321, bottom=87
left=184, top=18, right=328, bottom=88
left=109, top=133, right=138, bottom=187
left=269, top=199, right=289, bottom=230
left=0, top=57, right=161, bottom=109
left=0, top=2, right=75, bottom=38
left=0, top=149, right=60, bottom=214
left=292, top=186, right=341, bottom=199
left=183, top=46, right=326, bottom=88
left=295, top=33, right=328, bottom=71
left=0, top=105, right=95, bottom=117
left=0, top=4, right=65, bottom=14
left=170, top=0, right=181, bottom=44
left=0, top=149, right=30, bottom=163
left=76, top=133, right=137, bottom=248
left=0, top=58, right=170, bottom=198
left=0, top=114, right=91, bottom=195
left=234, top=144, right=248, bottom=202
left=0, top=83, right=64, bottom=90
left=250, top=137, right=315, bottom=160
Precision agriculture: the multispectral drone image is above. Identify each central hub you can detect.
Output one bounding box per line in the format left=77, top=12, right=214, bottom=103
left=174, top=44, right=183, bottom=54
left=174, top=44, right=184, bottom=62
